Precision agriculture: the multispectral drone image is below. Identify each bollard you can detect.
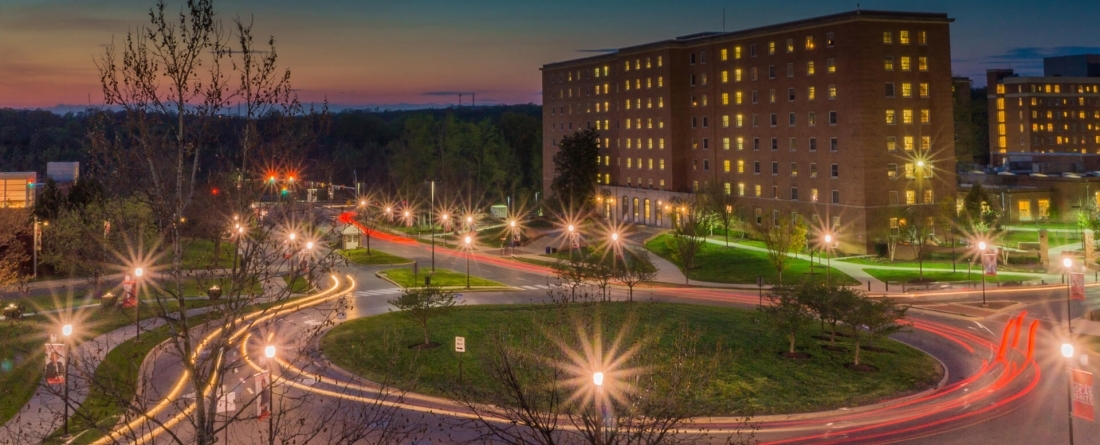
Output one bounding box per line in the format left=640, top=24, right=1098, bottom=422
left=867, top=280, right=871, bottom=291
left=885, top=281, right=889, bottom=292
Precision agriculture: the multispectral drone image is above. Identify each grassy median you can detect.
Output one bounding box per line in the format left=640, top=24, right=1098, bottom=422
left=322, top=302, right=940, bottom=416
left=646, top=234, right=859, bottom=285
left=378, top=268, right=504, bottom=288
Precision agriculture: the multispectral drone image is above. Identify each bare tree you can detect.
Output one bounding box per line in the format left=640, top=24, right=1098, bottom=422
left=902, top=206, right=938, bottom=281
left=703, top=185, right=739, bottom=247
left=615, top=248, right=658, bottom=302
left=758, top=214, right=807, bottom=285
left=388, top=283, right=460, bottom=347
left=670, top=205, right=706, bottom=285
left=450, top=298, right=756, bottom=445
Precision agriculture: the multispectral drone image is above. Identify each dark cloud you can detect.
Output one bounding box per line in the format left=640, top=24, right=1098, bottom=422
left=576, top=48, right=618, bottom=54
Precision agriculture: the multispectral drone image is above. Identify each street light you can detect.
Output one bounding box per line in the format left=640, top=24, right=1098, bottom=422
left=509, top=220, right=517, bottom=256
left=823, top=233, right=833, bottom=285
left=978, top=241, right=988, bottom=306
left=1064, top=257, right=1075, bottom=335
left=264, top=344, right=276, bottom=443
left=1062, top=342, right=1076, bottom=445
left=567, top=224, right=577, bottom=261
left=134, top=267, right=143, bottom=342
left=464, top=235, right=472, bottom=289
left=593, top=371, right=605, bottom=441
left=61, top=324, right=72, bottom=439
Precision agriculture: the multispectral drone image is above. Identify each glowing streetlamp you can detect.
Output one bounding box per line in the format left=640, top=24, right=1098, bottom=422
left=133, top=267, right=143, bottom=342
left=508, top=220, right=518, bottom=256
left=823, top=233, right=833, bottom=285
left=464, top=235, right=472, bottom=289
left=978, top=241, right=987, bottom=306
left=61, top=324, right=72, bottom=439
left=306, top=241, right=314, bottom=250
left=1062, top=342, right=1077, bottom=445
left=264, top=344, right=276, bottom=442
left=593, top=371, right=604, bottom=387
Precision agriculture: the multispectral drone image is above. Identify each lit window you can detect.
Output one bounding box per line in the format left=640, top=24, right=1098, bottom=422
left=724, top=160, right=731, bottom=172
left=903, top=136, right=914, bottom=150
left=921, top=135, right=931, bottom=150
left=885, top=109, right=896, bottom=125
left=900, top=30, right=910, bottom=44
left=900, top=56, right=911, bottom=71
left=918, top=57, right=928, bottom=71
left=807, top=86, right=816, bottom=100
left=723, top=137, right=730, bottom=149
left=887, top=136, right=896, bottom=151
left=720, top=48, right=728, bottom=61
left=906, top=190, right=916, bottom=204
left=902, top=109, right=913, bottom=124
left=660, top=159, right=665, bottom=170
left=755, top=185, right=762, bottom=197
left=658, top=56, right=663, bottom=67
left=808, top=112, right=816, bottom=126
left=917, top=31, right=927, bottom=45
left=722, top=93, right=729, bottom=105
left=736, top=114, right=744, bottom=127
left=901, top=83, right=912, bottom=98
left=805, top=36, right=815, bottom=50
left=826, top=32, right=834, bottom=46
left=734, top=68, right=742, bottom=81
left=883, top=31, right=893, bottom=44
left=768, top=41, right=775, bottom=55
left=807, top=61, right=815, bottom=75
left=737, top=137, right=744, bottom=150
left=658, top=97, right=664, bottom=108
left=920, top=109, right=930, bottom=124
left=722, top=70, right=729, bottom=83
left=735, top=91, right=742, bottom=104
left=888, top=163, right=897, bottom=179
left=734, top=46, right=741, bottom=59
left=884, top=56, right=894, bottom=71
left=827, top=58, right=836, bottom=73
left=658, top=76, right=664, bottom=87
left=786, top=38, right=794, bottom=53
left=769, top=89, right=776, bottom=103
left=828, top=84, right=837, bottom=99
left=738, top=183, right=745, bottom=196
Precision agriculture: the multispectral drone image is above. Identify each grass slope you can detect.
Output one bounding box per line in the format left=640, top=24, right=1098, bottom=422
left=646, top=234, right=858, bottom=285
left=379, top=268, right=504, bottom=288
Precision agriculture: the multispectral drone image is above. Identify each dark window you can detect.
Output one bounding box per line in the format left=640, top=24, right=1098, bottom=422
left=768, top=65, right=776, bottom=79
left=704, top=159, right=710, bottom=170
left=692, top=117, right=697, bottom=128
left=703, top=138, right=709, bottom=149
left=809, top=137, right=817, bottom=151
left=831, top=164, right=839, bottom=178
left=690, top=53, right=696, bottom=64
left=702, top=117, right=709, bottom=128
left=830, top=137, right=838, bottom=152
left=829, top=111, right=838, bottom=125
left=791, top=188, right=799, bottom=200
left=831, top=190, right=840, bottom=203
left=788, top=88, right=796, bottom=101
left=772, top=162, right=779, bottom=175
left=771, top=138, right=778, bottom=150
left=753, top=138, right=760, bottom=151
left=750, top=44, right=757, bottom=57
left=789, top=113, right=796, bottom=126
left=754, top=161, right=761, bottom=173
left=770, top=114, right=778, bottom=127
left=885, top=83, right=895, bottom=98
left=691, top=74, right=696, bottom=86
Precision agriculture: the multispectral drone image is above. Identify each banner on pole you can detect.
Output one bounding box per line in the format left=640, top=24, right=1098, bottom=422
left=44, top=343, right=65, bottom=385
left=981, top=253, right=997, bottom=276
left=255, top=370, right=271, bottom=420
left=1071, top=272, right=1087, bottom=301
left=1072, top=369, right=1094, bottom=421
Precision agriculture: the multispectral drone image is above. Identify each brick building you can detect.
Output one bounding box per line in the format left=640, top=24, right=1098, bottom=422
left=542, top=10, right=957, bottom=253
left=987, top=56, right=1100, bottom=158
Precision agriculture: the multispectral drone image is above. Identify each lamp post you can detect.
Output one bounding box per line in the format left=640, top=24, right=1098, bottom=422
left=1062, top=342, right=1076, bottom=445
left=1064, top=257, right=1074, bottom=335
left=430, top=181, right=436, bottom=271
left=134, top=267, right=143, bottom=342
left=509, top=220, right=517, bottom=256
left=264, top=344, right=276, bottom=444
left=61, top=323, right=72, bottom=439
left=823, top=233, right=833, bottom=285
left=593, top=371, right=605, bottom=443
left=568, top=225, right=576, bottom=261
left=978, top=241, right=987, bottom=306
left=466, top=215, right=474, bottom=232
left=305, top=241, right=315, bottom=286
left=464, top=235, right=472, bottom=289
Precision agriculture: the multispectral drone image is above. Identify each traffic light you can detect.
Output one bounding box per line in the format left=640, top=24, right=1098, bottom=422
left=281, top=188, right=288, bottom=196
left=27, top=180, right=34, bottom=188
left=269, top=176, right=276, bottom=183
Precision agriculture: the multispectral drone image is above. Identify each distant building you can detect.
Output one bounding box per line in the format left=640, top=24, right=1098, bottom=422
left=0, top=172, right=36, bottom=208
left=46, top=162, right=80, bottom=184
left=986, top=55, right=1100, bottom=160
left=541, top=10, right=957, bottom=253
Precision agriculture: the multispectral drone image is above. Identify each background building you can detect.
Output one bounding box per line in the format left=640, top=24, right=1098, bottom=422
left=0, top=172, right=36, bottom=208
left=987, top=56, right=1100, bottom=159
left=542, top=10, right=957, bottom=253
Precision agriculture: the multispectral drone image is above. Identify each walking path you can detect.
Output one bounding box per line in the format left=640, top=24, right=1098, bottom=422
left=0, top=276, right=290, bottom=444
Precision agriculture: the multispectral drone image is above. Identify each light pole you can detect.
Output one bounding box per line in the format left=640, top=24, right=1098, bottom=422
left=464, top=235, right=472, bottom=289
left=430, top=181, right=436, bottom=271
left=509, top=220, right=517, bottom=256
left=568, top=224, right=576, bottom=261
left=823, top=233, right=833, bottom=285
left=305, top=241, right=315, bottom=287
left=1064, top=257, right=1074, bottom=335
left=978, top=241, right=987, bottom=306
left=61, top=323, right=72, bottom=440
left=593, top=371, right=605, bottom=443
left=466, top=215, right=474, bottom=232
left=264, top=344, right=276, bottom=445
left=1062, top=342, right=1076, bottom=445
left=134, top=267, right=143, bottom=342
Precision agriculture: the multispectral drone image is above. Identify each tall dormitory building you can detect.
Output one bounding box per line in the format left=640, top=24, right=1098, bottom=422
left=541, top=10, right=956, bottom=253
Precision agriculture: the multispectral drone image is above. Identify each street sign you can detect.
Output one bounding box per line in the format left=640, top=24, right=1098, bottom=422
left=455, top=336, right=466, bottom=353
left=1072, top=369, right=1094, bottom=421
left=981, top=253, right=997, bottom=276
left=1071, top=272, right=1086, bottom=300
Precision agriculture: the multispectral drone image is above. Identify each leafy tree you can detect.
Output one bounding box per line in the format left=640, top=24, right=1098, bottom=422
left=902, top=205, right=940, bottom=281
left=550, top=128, right=600, bottom=209
left=803, top=285, right=861, bottom=345
left=40, top=197, right=157, bottom=282
left=615, top=247, right=658, bottom=302
left=33, top=178, right=65, bottom=221
left=389, top=283, right=460, bottom=346
left=0, top=209, right=30, bottom=292
left=581, top=252, right=615, bottom=301
left=842, top=296, right=910, bottom=366
left=758, top=214, right=807, bottom=285
left=670, top=205, right=706, bottom=285
left=703, top=185, right=739, bottom=246
left=961, top=183, right=998, bottom=233
left=762, top=284, right=814, bottom=355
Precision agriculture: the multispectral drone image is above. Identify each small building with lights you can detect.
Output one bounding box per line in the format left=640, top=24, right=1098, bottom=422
left=0, top=172, right=37, bottom=209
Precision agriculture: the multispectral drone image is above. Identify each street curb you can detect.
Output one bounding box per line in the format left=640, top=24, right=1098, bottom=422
left=373, top=272, right=519, bottom=293
left=907, top=300, right=1025, bottom=321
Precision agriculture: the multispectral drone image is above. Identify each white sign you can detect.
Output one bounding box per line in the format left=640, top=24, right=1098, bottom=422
left=455, top=336, right=466, bottom=353
left=216, top=385, right=236, bottom=413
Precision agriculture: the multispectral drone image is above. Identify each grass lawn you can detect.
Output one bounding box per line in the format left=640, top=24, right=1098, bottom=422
left=1000, top=230, right=1074, bottom=248
left=322, top=303, right=940, bottom=416
left=338, top=248, right=410, bottom=265
left=647, top=234, right=858, bottom=286
left=862, top=268, right=1035, bottom=284
left=379, top=268, right=505, bottom=288
left=180, top=238, right=237, bottom=270
left=839, top=257, right=974, bottom=269
left=284, top=275, right=311, bottom=293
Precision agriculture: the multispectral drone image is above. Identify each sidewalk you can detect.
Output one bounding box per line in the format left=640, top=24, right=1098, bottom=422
left=0, top=276, right=289, bottom=444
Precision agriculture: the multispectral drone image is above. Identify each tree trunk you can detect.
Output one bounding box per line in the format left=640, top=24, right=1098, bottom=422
left=788, top=332, right=796, bottom=354
left=853, top=337, right=862, bottom=365
left=829, top=322, right=837, bottom=345
left=423, top=325, right=431, bottom=345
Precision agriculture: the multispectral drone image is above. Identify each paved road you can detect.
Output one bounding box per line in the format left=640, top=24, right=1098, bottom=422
left=51, top=232, right=1100, bottom=444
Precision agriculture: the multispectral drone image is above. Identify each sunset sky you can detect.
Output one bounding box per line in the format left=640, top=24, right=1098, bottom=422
left=1, top=0, right=1097, bottom=110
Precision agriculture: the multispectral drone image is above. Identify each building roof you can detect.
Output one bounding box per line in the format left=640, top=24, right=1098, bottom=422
left=542, top=9, right=953, bottom=70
